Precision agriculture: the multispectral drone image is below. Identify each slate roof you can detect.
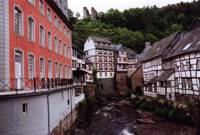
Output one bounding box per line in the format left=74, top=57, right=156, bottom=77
left=126, top=48, right=137, bottom=58
left=85, top=58, right=93, bottom=64
left=156, top=69, right=174, bottom=81
left=136, top=43, right=152, bottom=62
left=89, top=36, right=111, bottom=44
left=89, top=36, right=114, bottom=50
left=165, top=27, right=200, bottom=59
left=143, top=33, right=179, bottom=62
left=149, top=77, right=158, bottom=83
left=112, top=44, right=125, bottom=51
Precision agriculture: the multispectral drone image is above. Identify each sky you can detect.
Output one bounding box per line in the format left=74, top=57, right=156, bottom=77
left=68, top=0, right=193, bottom=16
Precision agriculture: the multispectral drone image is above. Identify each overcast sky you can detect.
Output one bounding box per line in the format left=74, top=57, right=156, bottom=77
left=68, top=0, right=193, bottom=16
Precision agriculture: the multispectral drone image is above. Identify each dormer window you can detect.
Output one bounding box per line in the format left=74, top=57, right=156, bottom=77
left=182, top=42, right=192, bottom=51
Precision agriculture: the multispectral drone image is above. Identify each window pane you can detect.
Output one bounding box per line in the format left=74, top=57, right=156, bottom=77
left=48, top=60, right=52, bottom=78
left=40, top=58, right=45, bottom=78
left=28, top=17, right=34, bottom=41
left=40, top=26, right=45, bottom=47
left=14, top=7, right=22, bottom=35
left=28, top=55, right=34, bottom=79
left=48, top=31, right=52, bottom=50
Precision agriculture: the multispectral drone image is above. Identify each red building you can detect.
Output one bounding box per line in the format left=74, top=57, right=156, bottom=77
left=0, top=0, right=72, bottom=90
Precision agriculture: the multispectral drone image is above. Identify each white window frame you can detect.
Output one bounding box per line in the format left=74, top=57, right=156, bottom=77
left=64, top=44, right=67, bottom=57
left=28, top=16, right=35, bottom=42
left=14, top=5, right=24, bottom=36
left=54, top=16, right=58, bottom=28
left=14, top=48, right=24, bottom=79
left=55, top=62, right=59, bottom=78
left=28, top=54, right=35, bottom=79
left=39, top=0, right=45, bottom=15
left=40, top=57, right=45, bottom=78
left=47, top=30, right=52, bottom=50
left=64, top=65, right=67, bottom=79
left=48, top=59, right=52, bottom=78
left=47, top=7, right=52, bottom=22
left=60, top=63, right=63, bottom=78
left=59, top=21, right=62, bottom=31
left=54, top=36, right=58, bottom=53
left=39, top=25, right=45, bottom=47
left=59, top=40, right=62, bottom=55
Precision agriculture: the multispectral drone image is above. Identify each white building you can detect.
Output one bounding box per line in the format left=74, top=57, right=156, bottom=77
left=84, top=36, right=115, bottom=79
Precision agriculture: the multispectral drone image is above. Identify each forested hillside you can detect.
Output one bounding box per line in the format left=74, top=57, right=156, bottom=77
left=72, top=0, right=200, bottom=53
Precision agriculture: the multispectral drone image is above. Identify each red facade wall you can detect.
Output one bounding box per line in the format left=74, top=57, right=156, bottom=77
left=9, top=0, right=72, bottom=81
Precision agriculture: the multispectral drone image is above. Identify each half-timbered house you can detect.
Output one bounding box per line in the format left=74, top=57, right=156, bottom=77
left=164, top=26, right=200, bottom=100
left=142, top=33, right=179, bottom=98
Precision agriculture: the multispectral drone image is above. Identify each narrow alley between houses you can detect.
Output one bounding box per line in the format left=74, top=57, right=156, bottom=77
left=72, top=99, right=196, bottom=135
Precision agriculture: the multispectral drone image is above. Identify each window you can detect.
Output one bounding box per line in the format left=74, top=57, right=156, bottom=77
left=28, top=17, right=34, bottom=41
left=54, top=37, right=58, bottom=53
left=64, top=65, right=68, bottom=79
left=182, top=42, right=192, bottom=51
left=180, top=63, right=184, bottom=71
left=39, top=0, right=44, bottom=15
left=40, top=57, right=45, bottom=78
left=187, top=78, right=192, bottom=89
left=59, top=40, right=62, bottom=55
left=68, top=66, right=71, bottom=79
left=166, top=81, right=171, bottom=87
left=64, top=45, right=67, bottom=57
left=55, top=62, right=59, bottom=78
left=54, top=16, right=58, bottom=28
left=175, top=78, right=178, bottom=88
left=14, top=6, right=23, bottom=35
left=67, top=99, right=70, bottom=105
left=28, top=55, right=35, bottom=79
left=59, top=21, right=62, bottom=31
left=48, top=60, right=52, bottom=78
left=68, top=47, right=71, bottom=58
left=22, top=103, right=28, bottom=114
left=160, top=81, right=164, bottom=87
left=198, top=78, right=200, bottom=89
left=186, top=61, right=190, bottom=70
left=60, top=64, right=63, bottom=78
left=182, top=78, right=186, bottom=89
left=47, top=8, right=52, bottom=22
left=64, top=26, right=67, bottom=36
left=197, top=59, right=200, bottom=70
left=39, top=25, right=45, bottom=47
left=47, top=31, right=52, bottom=50
left=28, top=0, right=35, bottom=5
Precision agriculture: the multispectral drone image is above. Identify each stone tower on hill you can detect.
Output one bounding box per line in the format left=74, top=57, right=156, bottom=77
left=83, top=7, right=91, bottom=19
left=83, top=7, right=98, bottom=20
left=91, top=7, right=98, bottom=21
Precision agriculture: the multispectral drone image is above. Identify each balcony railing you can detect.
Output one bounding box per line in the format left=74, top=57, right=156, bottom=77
left=0, top=78, right=73, bottom=92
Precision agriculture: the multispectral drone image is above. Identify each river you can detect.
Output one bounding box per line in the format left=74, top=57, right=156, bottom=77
left=73, top=100, right=196, bottom=135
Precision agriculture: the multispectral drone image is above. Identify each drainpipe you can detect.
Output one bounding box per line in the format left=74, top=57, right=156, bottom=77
left=69, top=86, right=73, bottom=133
left=47, top=91, right=50, bottom=135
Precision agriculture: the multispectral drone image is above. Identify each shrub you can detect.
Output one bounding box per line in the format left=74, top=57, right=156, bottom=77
left=168, top=109, right=178, bottom=121
left=160, top=108, right=170, bottom=118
